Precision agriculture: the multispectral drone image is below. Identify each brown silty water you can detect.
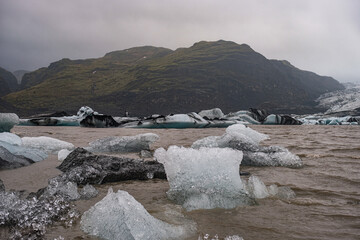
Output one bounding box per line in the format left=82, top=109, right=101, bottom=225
left=0, top=125, right=359, bottom=239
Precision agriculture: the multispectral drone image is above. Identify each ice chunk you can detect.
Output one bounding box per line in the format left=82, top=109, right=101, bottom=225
left=22, top=136, right=74, bottom=154
left=268, top=184, right=296, bottom=199
left=58, top=149, right=72, bottom=161
left=79, top=184, right=98, bottom=199
left=154, top=146, right=254, bottom=211
left=198, top=108, right=224, bottom=119
left=198, top=234, right=244, bottom=240
left=0, top=113, right=19, bottom=132
left=0, top=140, right=48, bottom=162
left=226, top=124, right=269, bottom=144
left=0, top=146, right=34, bottom=170
left=87, top=133, right=159, bottom=153
left=81, top=188, right=192, bottom=240
left=243, top=146, right=302, bottom=168
left=245, top=176, right=269, bottom=199
left=46, top=177, right=80, bottom=201
left=192, top=124, right=302, bottom=168
left=77, top=106, right=98, bottom=118
left=0, top=132, right=22, bottom=145
left=0, top=189, right=79, bottom=239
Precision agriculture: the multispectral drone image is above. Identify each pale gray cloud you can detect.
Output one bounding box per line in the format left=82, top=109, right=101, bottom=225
left=0, top=0, right=359, bottom=82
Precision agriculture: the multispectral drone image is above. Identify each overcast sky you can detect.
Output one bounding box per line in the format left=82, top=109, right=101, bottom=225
left=0, top=0, right=359, bottom=82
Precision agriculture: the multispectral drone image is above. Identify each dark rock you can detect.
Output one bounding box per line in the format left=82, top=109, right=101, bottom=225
left=80, top=115, right=119, bottom=128
left=57, top=148, right=166, bottom=184
left=0, top=146, right=35, bottom=170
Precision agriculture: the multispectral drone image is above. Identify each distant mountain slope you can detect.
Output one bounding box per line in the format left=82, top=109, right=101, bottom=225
left=0, top=67, right=18, bottom=96
left=316, top=82, right=360, bottom=115
left=2, top=40, right=344, bottom=116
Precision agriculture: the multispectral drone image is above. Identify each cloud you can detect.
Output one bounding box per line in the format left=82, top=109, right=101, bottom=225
left=0, top=0, right=359, bottom=82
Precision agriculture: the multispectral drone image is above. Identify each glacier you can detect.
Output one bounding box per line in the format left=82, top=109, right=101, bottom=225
left=192, top=124, right=302, bottom=168
left=86, top=133, right=159, bottom=153
left=0, top=113, right=19, bottom=132
left=81, top=188, right=194, bottom=240
left=154, top=146, right=255, bottom=211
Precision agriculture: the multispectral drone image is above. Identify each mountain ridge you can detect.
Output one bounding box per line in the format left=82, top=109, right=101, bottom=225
left=1, top=40, right=344, bottom=116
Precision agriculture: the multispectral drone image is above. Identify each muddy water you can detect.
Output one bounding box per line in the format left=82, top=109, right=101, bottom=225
left=1, top=125, right=359, bottom=239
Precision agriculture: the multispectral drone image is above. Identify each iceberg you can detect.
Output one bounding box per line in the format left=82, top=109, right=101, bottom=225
left=198, top=108, right=224, bottom=120
left=124, top=113, right=210, bottom=128
left=0, top=113, right=19, bottom=132
left=86, top=133, right=159, bottom=153
left=154, top=146, right=255, bottom=211
left=81, top=188, right=193, bottom=240
left=0, top=146, right=34, bottom=170
left=0, top=140, right=48, bottom=162
left=0, top=132, right=22, bottom=145
left=192, top=124, right=302, bottom=168
left=22, top=136, right=74, bottom=154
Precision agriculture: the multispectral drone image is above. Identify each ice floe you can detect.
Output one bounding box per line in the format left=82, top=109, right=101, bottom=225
left=192, top=124, right=302, bottom=168
left=22, top=136, right=74, bottom=154
left=154, top=146, right=255, bottom=211
left=81, top=188, right=194, bottom=240
left=86, top=133, right=159, bottom=153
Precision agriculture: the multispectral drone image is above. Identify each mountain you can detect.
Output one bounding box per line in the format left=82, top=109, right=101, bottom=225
left=13, top=70, right=30, bottom=84
left=1, top=40, right=344, bottom=116
left=0, top=67, right=19, bottom=97
left=316, top=82, right=360, bottom=116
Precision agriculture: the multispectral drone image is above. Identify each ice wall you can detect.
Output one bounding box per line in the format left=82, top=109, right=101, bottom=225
left=154, top=146, right=255, bottom=211
left=81, top=188, right=193, bottom=240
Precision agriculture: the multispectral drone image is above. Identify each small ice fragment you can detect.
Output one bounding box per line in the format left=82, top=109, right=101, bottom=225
left=87, top=133, right=159, bottom=153
left=246, top=175, right=269, bottom=199
left=58, top=149, right=72, bottom=161
left=81, top=189, right=192, bottom=240
left=79, top=184, right=98, bottom=199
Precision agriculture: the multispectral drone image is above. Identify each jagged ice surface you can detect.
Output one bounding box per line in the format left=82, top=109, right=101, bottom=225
left=86, top=133, right=159, bottom=153
left=154, top=146, right=254, bottom=211
left=0, top=190, right=79, bottom=239
left=81, top=188, right=192, bottom=240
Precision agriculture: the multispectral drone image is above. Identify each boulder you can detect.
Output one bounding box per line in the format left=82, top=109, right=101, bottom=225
left=57, top=148, right=166, bottom=185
